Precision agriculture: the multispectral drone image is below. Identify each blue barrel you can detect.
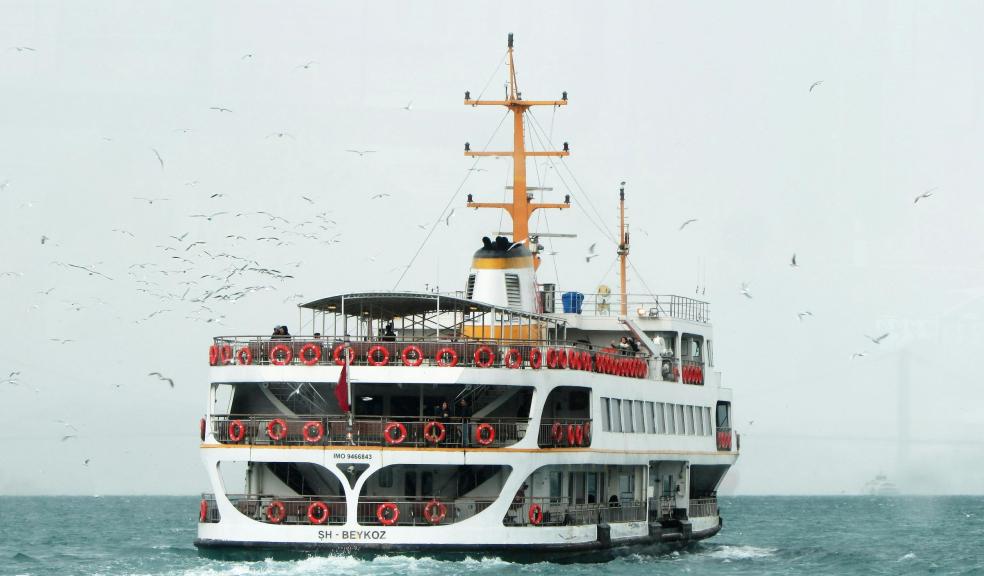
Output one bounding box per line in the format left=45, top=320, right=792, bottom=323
left=561, top=291, right=585, bottom=314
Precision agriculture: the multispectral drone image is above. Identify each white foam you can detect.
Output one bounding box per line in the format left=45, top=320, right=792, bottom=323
left=705, top=545, right=777, bottom=560
left=898, top=552, right=917, bottom=562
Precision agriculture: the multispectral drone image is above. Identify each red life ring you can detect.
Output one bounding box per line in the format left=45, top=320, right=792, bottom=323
left=423, top=420, right=446, bottom=444
left=199, top=499, right=208, bottom=522
left=266, top=500, right=286, bottom=524
left=220, top=345, right=233, bottom=365
left=582, top=421, right=591, bottom=444
left=384, top=422, right=407, bottom=445
left=473, top=346, right=494, bottom=367
left=475, top=423, right=495, bottom=446
left=435, top=347, right=459, bottom=367
left=557, top=348, right=568, bottom=368
left=209, top=345, right=218, bottom=366
left=307, top=501, right=330, bottom=525
left=568, top=349, right=581, bottom=370
left=423, top=499, right=448, bottom=525
left=696, top=365, right=703, bottom=383
left=366, top=345, right=390, bottom=366
left=639, top=360, right=648, bottom=378
left=333, top=345, right=355, bottom=366
left=672, top=365, right=680, bottom=381
left=199, top=417, right=206, bottom=442
left=302, top=421, right=324, bottom=443
left=575, top=424, right=585, bottom=446
left=529, top=348, right=542, bottom=369
left=299, top=343, right=322, bottom=366
left=269, top=344, right=292, bottom=365
left=376, top=502, right=399, bottom=525
left=401, top=345, right=423, bottom=366
left=581, top=351, right=592, bottom=371
left=551, top=421, right=563, bottom=443
left=566, top=423, right=577, bottom=446
left=546, top=348, right=558, bottom=369
left=529, top=503, right=544, bottom=525
left=228, top=419, right=245, bottom=442
left=266, top=418, right=287, bottom=441
left=236, top=346, right=253, bottom=365
left=504, top=349, right=522, bottom=369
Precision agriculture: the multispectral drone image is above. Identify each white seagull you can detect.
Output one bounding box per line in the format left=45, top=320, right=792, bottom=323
left=865, top=333, right=890, bottom=345
left=809, top=80, right=823, bottom=92
left=679, top=219, right=698, bottom=231
left=148, top=372, right=175, bottom=388
left=585, top=243, right=598, bottom=263
left=914, top=187, right=936, bottom=204
left=740, top=282, right=753, bottom=299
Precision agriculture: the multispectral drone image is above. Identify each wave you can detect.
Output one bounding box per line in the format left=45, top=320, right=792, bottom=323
left=171, top=554, right=520, bottom=576
left=704, top=545, right=778, bottom=561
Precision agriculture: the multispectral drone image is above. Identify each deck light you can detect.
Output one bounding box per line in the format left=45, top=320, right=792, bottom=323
left=465, top=90, right=471, bottom=100
left=467, top=194, right=473, bottom=202
left=563, top=142, right=569, bottom=152
left=562, top=91, right=568, bottom=100
left=564, top=194, right=570, bottom=204
left=465, top=142, right=471, bottom=152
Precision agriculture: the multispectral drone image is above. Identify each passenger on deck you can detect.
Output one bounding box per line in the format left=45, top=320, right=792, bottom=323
left=608, top=494, right=620, bottom=508
left=381, top=322, right=396, bottom=342
left=628, top=337, right=640, bottom=353
left=616, top=337, right=631, bottom=355
left=434, top=400, right=451, bottom=421
left=271, top=326, right=288, bottom=340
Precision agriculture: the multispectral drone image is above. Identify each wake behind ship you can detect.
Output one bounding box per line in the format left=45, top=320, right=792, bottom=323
left=195, top=34, right=739, bottom=554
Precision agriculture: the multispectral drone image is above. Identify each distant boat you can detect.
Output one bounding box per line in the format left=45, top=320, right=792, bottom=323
left=863, top=474, right=900, bottom=496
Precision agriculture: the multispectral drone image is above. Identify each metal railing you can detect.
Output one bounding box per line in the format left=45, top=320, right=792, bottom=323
left=688, top=497, right=718, bottom=518
left=716, top=427, right=733, bottom=451
left=537, top=417, right=593, bottom=448
left=356, top=498, right=495, bottom=526
left=200, top=494, right=219, bottom=523
left=220, top=494, right=346, bottom=525
left=211, top=414, right=529, bottom=449
left=551, top=292, right=710, bottom=323
left=207, top=337, right=649, bottom=376
left=503, top=497, right=647, bottom=526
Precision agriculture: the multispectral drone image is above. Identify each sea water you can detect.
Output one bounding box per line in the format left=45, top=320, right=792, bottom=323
left=0, top=496, right=981, bottom=575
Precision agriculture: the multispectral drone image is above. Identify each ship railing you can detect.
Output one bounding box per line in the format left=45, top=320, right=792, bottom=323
left=716, top=427, right=733, bottom=451
left=207, top=336, right=650, bottom=372
left=549, top=292, right=710, bottom=323
left=688, top=497, right=718, bottom=518
left=205, top=493, right=347, bottom=525
left=356, top=497, right=496, bottom=526
left=536, top=417, right=593, bottom=448
left=657, top=496, right=675, bottom=519
left=199, top=493, right=219, bottom=523
left=503, top=497, right=647, bottom=526
left=210, top=413, right=529, bottom=449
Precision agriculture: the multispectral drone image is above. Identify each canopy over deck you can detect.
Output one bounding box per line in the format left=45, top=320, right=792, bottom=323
left=298, top=292, right=566, bottom=342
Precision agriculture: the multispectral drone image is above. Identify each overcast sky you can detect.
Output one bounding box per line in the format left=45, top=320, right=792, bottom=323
left=1, top=1, right=982, bottom=495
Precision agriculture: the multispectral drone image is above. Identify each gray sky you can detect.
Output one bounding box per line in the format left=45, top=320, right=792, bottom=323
left=1, top=1, right=982, bottom=495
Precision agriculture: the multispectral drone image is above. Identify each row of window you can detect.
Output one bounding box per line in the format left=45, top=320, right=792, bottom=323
left=599, top=397, right=713, bottom=437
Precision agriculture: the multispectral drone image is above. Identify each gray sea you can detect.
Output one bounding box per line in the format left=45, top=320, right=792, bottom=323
left=1, top=496, right=981, bottom=575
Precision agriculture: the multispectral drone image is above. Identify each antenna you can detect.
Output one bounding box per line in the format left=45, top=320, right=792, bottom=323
left=463, top=33, right=571, bottom=269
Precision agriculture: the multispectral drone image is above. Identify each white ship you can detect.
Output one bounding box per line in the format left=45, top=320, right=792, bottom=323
left=195, top=35, right=739, bottom=555
left=863, top=474, right=900, bottom=496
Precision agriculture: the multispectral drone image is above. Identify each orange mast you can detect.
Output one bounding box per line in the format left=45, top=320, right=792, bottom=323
left=617, top=182, right=629, bottom=316
left=464, top=33, right=570, bottom=268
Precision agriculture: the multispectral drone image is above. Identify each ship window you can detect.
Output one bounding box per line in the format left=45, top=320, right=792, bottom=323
left=644, top=401, right=655, bottom=433
left=634, top=401, right=645, bottom=434
left=586, top=472, right=598, bottom=504
left=466, top=274, right=476, bottom=299
left=707, top=340, right=714, bottom=367
left=550, top=471, right=562, bottom=503
left=665, top=404, right=676, bottom=434
left=685, top=406, right=695, bottom=435
left=600, top=398, right=611, bottom=431
left=622, top=400, right=633, bottom=433
left=610, top=399, right=622, bottom=433
left=716, top=402, right=731, bottom=429
left=655, top=402, right=666, bottom=434
left=618, top=473, right=635, bottom=502
left=505, top=273, right=521, bottom=307
left=694, top=406, right=703, bottom=435
left=378, top=467, right=393, bottom=488
left=675, top=405, right=685, bottom=435
left=705, top=407, right=712, bottom=435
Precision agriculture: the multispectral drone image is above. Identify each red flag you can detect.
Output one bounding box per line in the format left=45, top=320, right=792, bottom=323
left=335, top=360, right=350, bottom=412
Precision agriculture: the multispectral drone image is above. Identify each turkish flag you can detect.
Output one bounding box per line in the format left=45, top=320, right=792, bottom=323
left=335, top=361, right=350, bottom=412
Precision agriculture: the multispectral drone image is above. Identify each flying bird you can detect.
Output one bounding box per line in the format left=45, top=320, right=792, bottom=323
left=797, top=311, right=813, bottom=321
left=865, top=333, right=890, bottom=345
left=148, top=372, right=175, bottom=388
left=679, top=219, right=698, bottom=231
left=370, top=193, right=391, bottom=200
left=10, top=46, right=36, bottom=52
left=790, top=253, right=798, bottom=268
left=209, top=107, right=233, bottom=113
left=61, top=434, right=77, bottom=442
left=151, top=148, right=164, bottom=171
left=241, top=53, right=254, bottom=60
left=49, top=338, right=74, bottom=344
left=40, top=235, right=49, bottom=245
left=185, top=241, right=206, bottom=251
left=809, top=80, right=823, bottom=92
left=740, top=282, right=753, bottom=299
left=112, top=229, right=135, bottom=237
left=445, top=209, right=455, bottom=226
left=65, top=263, right=113, bottom=281
left=169, top=232, right=189, bottom=242
left=402, top=100, right=413, bottom=111
left=189, top=212, right=228, bottom=221
left=267, top=131, right=294, bottom=140
left=585, top=242, right=598, bottom=263
left=346, top=149, right=376, bottom=157
left=209, top=193, right=225, bottom=199
left=913, top=187, right=936, bottom=204
left=850, top=352, right=867, bottom=360
left=133, top=197, right=170, bottom=205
